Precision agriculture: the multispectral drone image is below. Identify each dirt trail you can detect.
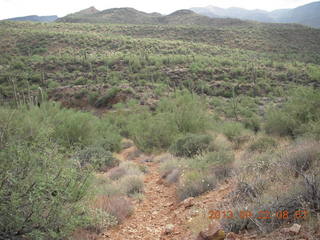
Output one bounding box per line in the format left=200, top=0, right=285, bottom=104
left=99, top=147, right=234, bottom=240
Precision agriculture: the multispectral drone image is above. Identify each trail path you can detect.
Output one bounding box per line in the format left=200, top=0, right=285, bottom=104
left=99, top=146, right=234, bottom=240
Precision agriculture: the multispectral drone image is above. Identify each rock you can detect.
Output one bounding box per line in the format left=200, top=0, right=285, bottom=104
left=225, top=232, right=240, bottom=240
left=281, top=223, right=301, bottom=235
left=195, top=229, right=226, bottom=240
left=179, top=197, right=195, bottom=209
left=164, top=224, right=175, bottom=235
left=141, top=157, right=153, bottom=163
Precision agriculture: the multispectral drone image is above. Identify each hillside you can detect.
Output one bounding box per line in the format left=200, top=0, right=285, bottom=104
left=57, top=7, right=249, bottom=27
left=5, top=15, right=58, bottom=22
left=0, top=18, right=320, bottom=240
left=191, top=1, right=320, bottom=28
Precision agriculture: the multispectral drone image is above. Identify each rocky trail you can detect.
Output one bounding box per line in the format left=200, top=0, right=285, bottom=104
left=98, top=146, right=234, bottom=240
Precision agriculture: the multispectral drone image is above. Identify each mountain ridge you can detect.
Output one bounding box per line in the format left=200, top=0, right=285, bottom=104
left=5, top=15, right=58, bottom=22
left=191, top=1, right=320, bottom=28
left=56, top=7, right=249, bottom=27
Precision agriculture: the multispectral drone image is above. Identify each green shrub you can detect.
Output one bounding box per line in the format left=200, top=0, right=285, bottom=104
left=53, top=108, right=98, bottom=147
left=249, top=136, right=277, bottom=152
left=86, top=208, right=118, bottom=233
left=95, top=87, right=120, bottom=108
left=177, top=170, right=216, bottom=201
left=0, top=144, right=92, bottom=239
left=169, top=133, right=212, bottom=158
left=77, top=146, right=119, bottom=171
left=242, top=115, right=261, bottom=132
left=118, top=175, right=144, bottom=196
left=157, top=91, right=210, bottom=134
left=264, top=110, right=296, bottom=136
left=124, top=91, right=211, bottom=152
left=221, top=121, right=246, bottom=142
left=203, top=151, right=234, bottom=166
left=265, top=87, right=320, bottom=137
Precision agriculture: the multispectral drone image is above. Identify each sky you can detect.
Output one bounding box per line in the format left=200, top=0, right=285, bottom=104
left=0, top=0, right=317, bottom=20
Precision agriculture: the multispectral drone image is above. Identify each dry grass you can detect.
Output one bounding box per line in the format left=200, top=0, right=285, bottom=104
left=93, top=195, right=133, bottom=223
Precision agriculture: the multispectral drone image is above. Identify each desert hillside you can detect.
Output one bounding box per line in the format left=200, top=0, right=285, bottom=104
left=0, top=9, right=320, bottom=240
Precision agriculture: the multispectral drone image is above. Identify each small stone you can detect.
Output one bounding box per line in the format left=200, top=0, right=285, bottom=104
left=195, top=229, right=225, bottom=240
left=179, top=197, right=194, bottom=209
left=226, top=232, right=240, bottom=240
left=164, top=224, right=175, bottom=234
left=289, top=224, right=301, bottom=234
left=281, top=223, right=301, bottom=235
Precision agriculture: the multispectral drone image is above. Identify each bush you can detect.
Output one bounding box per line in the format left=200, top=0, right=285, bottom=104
left=169, top=134, right=212, bottom=158
left=107, top=166, right=127, bottom=181
left=221, top=121, right=246, bottom=142
left=264, top=110, right=296, bottom=136
left=265, top=87, right=320, bottom=137
left=284, top=140, right=320, bottom=175
left=53, top=108, right=98, bottom=147
left=86, top=208, right=118, bottom=233
left=76, top=146, right=119, bottom=171
left=118, top=175, right=144, bottom=196
left=0, top=144, right=92, bottom=239
left=95, top=87, right=120, bottom=108
left=157, top=91, right=210, bottom=134
left=126, top=91, right=211, bottom=152
left=177, top=171, right=216, bottom=201
left=249, top=136, right=277, bottom=153
left=92, top=195, right=133, bottom=223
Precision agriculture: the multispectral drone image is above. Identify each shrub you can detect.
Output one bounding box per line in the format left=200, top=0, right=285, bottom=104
left=264, top=110, right=296, bottom=136
left=177, top=171, right=216, bottom=201
left=76, top=146, right=119, bottom=171
left=242, top=115, right=261, bottom=132
left=107, top=166, right=127, bottom=181
left=157, top=91, right=210, bottom=134
left=265, top=87, right=320, bottom=137
left=53, top=108, right=98, bottom=147
left=203, top=151, right=234, bottom=166
left=159, top=159, right=180, bottom=178
left=127, top=111, right=179, bottom=152
left=95, top=87, right=120, bottom=108
left=96, top=119, right=122, bottom=152
left=86, top=208, right=118, bottom=233
left=165, top=169, right=181, bottom=184
left=169, top=134, right=212, bottom=158
left=93, top=195, right=133, bottom=223
left=118, top=175, right=144, bottom=196
left=284, top=140, right=320, bottom=175
left=249, top=136, right=277, bottom=153
left=126, top=91, right=211, bottom=152
left=221, top=121, right=246, bottom=142
left=0, top=144, right=92, bottom=239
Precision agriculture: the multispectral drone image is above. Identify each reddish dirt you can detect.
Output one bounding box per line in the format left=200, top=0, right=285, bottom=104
left=98, top=147, right=235, bottom=240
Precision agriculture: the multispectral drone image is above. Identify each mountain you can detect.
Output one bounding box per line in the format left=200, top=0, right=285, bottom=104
left=273, top=2, right=320, bottom=28
left=57, top=7, right=250, bottom=27
left=191, top=6, right=273, bottom=22
left=191, top=1, right=320, bottom=28
left=5, top=15, right=58, bottom=22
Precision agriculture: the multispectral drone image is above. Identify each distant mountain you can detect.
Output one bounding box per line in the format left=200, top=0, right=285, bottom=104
left=191, top=1, right=320, bottom=28
left=5, top=15, right=58, bottom=22
left=57, top=7, right=160, bottom=24
left=57, top=7, right=249, bottom=27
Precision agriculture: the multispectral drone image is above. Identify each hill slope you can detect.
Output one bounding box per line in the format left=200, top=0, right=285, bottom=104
left=5, top=15, right=58, bottom=22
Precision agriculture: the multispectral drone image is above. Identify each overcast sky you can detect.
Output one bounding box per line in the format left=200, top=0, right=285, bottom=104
left=0, top=0, right=317, bottom=20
